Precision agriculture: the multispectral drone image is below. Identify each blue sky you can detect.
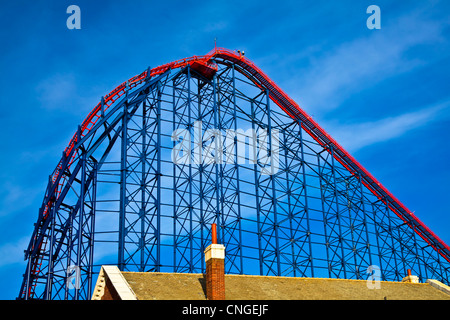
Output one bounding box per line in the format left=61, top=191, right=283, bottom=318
left=0, top=0, right=449, bottom=299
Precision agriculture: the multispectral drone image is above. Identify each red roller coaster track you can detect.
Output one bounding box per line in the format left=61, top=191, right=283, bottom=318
left=36, top=47, right=450, bottom=277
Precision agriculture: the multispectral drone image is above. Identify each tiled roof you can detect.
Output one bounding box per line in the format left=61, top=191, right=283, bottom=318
left=118, top=271, right=450, bottom=300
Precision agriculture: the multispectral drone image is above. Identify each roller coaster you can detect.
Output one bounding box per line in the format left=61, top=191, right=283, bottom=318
left=18, top=47, right=450, bottom=300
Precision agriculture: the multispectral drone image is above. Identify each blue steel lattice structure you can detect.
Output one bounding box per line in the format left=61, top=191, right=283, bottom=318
left=19, top=48, right=450, bottom=300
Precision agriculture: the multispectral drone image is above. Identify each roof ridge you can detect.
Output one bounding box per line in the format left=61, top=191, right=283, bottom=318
left=121, top=271, right=432, bottom=285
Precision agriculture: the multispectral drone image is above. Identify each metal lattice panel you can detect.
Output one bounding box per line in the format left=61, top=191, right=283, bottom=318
left=19, top=50, right=450, bottom=300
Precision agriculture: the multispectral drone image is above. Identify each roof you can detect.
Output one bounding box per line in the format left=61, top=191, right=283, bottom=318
left=92, top=266, right=450, bottom=300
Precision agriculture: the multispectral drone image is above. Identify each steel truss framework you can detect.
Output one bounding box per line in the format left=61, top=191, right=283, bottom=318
left=19, top=49, right=450, bottom=300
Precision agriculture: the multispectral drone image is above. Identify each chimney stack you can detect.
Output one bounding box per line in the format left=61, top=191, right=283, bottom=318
left=402, top=269, right=419, bottom=283
left=204, top=223, right=225, bottom=300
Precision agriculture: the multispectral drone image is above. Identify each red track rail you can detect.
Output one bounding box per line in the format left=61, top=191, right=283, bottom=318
left=31, top=48, right=450, bottom=294
left=212, top=49, right=450, bottom=263
left=210, top=48, right=450, bottom=263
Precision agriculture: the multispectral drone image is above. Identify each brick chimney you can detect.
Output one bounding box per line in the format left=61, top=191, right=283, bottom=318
left=204, top=223, right=226, bottom=300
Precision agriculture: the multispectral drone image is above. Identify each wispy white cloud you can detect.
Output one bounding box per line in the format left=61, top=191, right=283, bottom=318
left=35, top=73, right=105, bottom=117
left=321, top=100, right=450, bottom=153
left=35, top=73, right=78, bottom=111
left=0, top=237, right=28, bottom=267
left=290, top=10, right=448, bottom=113
left=0, top=181, right=41, bottom=218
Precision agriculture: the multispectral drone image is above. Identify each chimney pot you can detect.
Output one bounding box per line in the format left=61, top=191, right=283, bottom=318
left=212, top=223, right=217, bottom=244
left=204, top=224, right=225, bottom=300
